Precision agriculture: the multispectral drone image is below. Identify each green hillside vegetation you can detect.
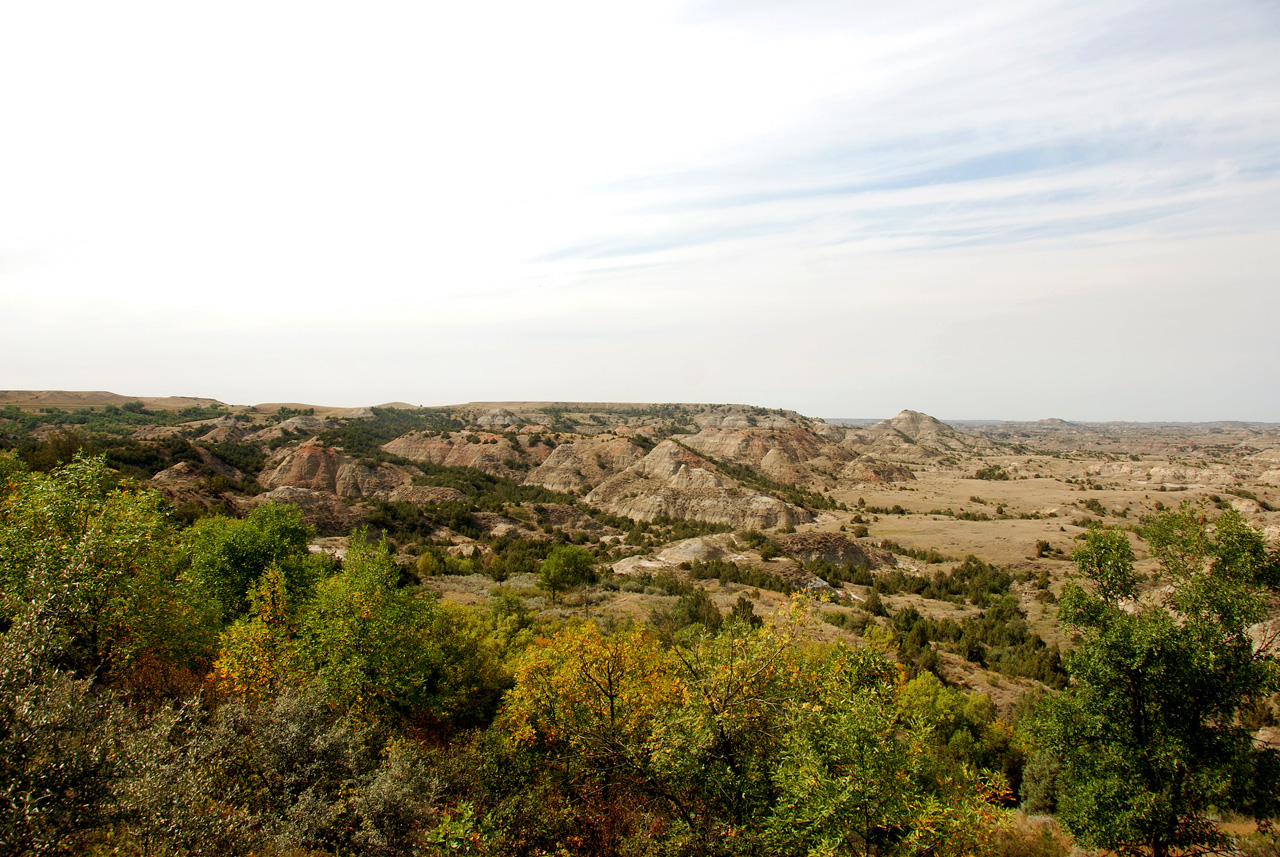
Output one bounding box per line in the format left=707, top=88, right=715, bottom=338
left=2, top=450, right=1277, bottom=856
left=0, top=401, right=227, bottom=434
left=316, top=406, right=464, bottom=462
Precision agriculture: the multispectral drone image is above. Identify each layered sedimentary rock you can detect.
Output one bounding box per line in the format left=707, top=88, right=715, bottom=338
left=379, top=431, right=546, bottom=478
left=1143, top=465, right=1245, bottom=487
left=387, top=485, right=469, bottom=504
left=524, top=436, right=647, bottom=493
left=475, top=408, right=524, bottom=429
left=678, top=427, right=861, bottom=493
left=585, top=440, right=811, bottom=530
left=258, top=444, right=418, bottom=499
left=838, top=456, right=916, bottom=483
left=682, top=426, right=834, bottom=466
left=840, top=410, right=991, bottom=459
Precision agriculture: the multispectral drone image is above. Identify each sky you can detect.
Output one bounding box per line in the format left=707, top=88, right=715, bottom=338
left=2, top=0, right=1278, bottom=421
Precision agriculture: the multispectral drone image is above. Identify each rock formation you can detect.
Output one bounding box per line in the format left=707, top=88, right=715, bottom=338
left=380, top=431, right=546, bottom=478
left=841, top=409, right=990, bottom=458
left=838, top=456, right=916, bottom=483
left=524, top=436, right=647, bottom=493
left=258, top=444, right=419, bottom=499
left=585, top=440, right=811, bottom=530
left=771, top=532, right=894, bottom=568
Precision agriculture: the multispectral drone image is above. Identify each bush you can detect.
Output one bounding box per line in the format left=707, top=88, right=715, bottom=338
left=995, top=817, right=1069, bottom=857
left=537, top=545, right=597, bottom=602
left=650, top=588, right=723, bottom=635
left=686, top=558, right=794, bottom=594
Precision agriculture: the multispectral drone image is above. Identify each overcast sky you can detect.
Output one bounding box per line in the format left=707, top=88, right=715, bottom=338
left=2, top=1, right=1278, bottom=421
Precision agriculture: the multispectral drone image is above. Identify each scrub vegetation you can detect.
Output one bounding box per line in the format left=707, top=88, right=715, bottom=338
left=2, top=451, right=1277, bottom=856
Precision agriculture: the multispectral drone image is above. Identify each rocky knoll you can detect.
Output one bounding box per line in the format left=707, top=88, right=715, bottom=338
left=838, top=455, right=916, bottom=483
left=1142, top=464, right=1247, bottom=487
left=387, top=485, right=469, bottom=504
left=772, top=532, right=895, bottom=569
left=258, top=444, right=419, bottom=499
left=585, top=440, right=812, bottom=530
left=690, top=404, right=814, bottom=430
left=185, top=415, right=243, bottom=444
left=678, top=426, right=913, bottom=487
left=474, top=408, right=524, bottom=429
left=612, top=533, right=842, bottom=594
left=523, top=436, right=648, bottom=493
left=611, top=533, right=756, bottom=575
left=842, top=409, right=990, bottom=458
left=150, top=447, right=247, bottom=484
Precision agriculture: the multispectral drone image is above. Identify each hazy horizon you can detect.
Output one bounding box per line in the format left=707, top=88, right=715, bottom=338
left=7, top=388, right=1280, bottom=427
left=3, top=1, right=1278, bottom=422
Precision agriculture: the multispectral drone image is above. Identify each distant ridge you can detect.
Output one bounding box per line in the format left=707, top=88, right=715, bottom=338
left=0, top=390, right=225, bottom=411
left=4, top=392, right=1275, bottom=426
left=823, top=418, right=884, bottom=427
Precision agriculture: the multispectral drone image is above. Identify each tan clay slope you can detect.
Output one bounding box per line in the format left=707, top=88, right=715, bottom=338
left=585, top=440, right=811, bottom=530
left=680, top=425, right=858, bottom=489
left=523, top=436, right=648, bottom=493
left=835, top=409, right=993, bottom=459
left=257, top=444, right=421, bottom=500
left=381, top=431, right=553, bottom=482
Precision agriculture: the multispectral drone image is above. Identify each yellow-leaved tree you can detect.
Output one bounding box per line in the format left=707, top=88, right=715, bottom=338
left=499, top=605, right=1009, bottom=856
left=211, top=563, right=298, bottom=702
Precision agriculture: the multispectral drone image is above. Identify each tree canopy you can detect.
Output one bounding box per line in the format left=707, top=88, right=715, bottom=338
left=537, top=544, right=598, bottom=602
left=1029, top=507, right=1280, bottom=857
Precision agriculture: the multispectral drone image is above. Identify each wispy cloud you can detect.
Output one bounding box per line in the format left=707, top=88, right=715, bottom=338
left=1, top=0, right=1277, bottom=418
left=529, top=0, right=1280, bottom=269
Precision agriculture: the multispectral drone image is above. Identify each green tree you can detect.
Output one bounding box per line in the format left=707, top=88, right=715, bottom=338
left=1029, top=508, right=1280, bottom=857
left=766, top=646, right=1006, bottom=857
left=211, top=564, right=300, bottom=701
left=0, top=608, right=121, bottom=856
left=184, top=502, right=319, bottom=623
left=0, top=452, right=214, bottom=687
left=0, top=453, right=215, bottom=853
left=537, top=545, right=597, bottom=603
left=298, top=535, right=506, bottom=729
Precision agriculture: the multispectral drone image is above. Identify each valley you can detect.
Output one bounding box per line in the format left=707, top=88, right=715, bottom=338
left=5, top=391, right=1278, bottom=709
left=4, top=390, right=1279, bottom=855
